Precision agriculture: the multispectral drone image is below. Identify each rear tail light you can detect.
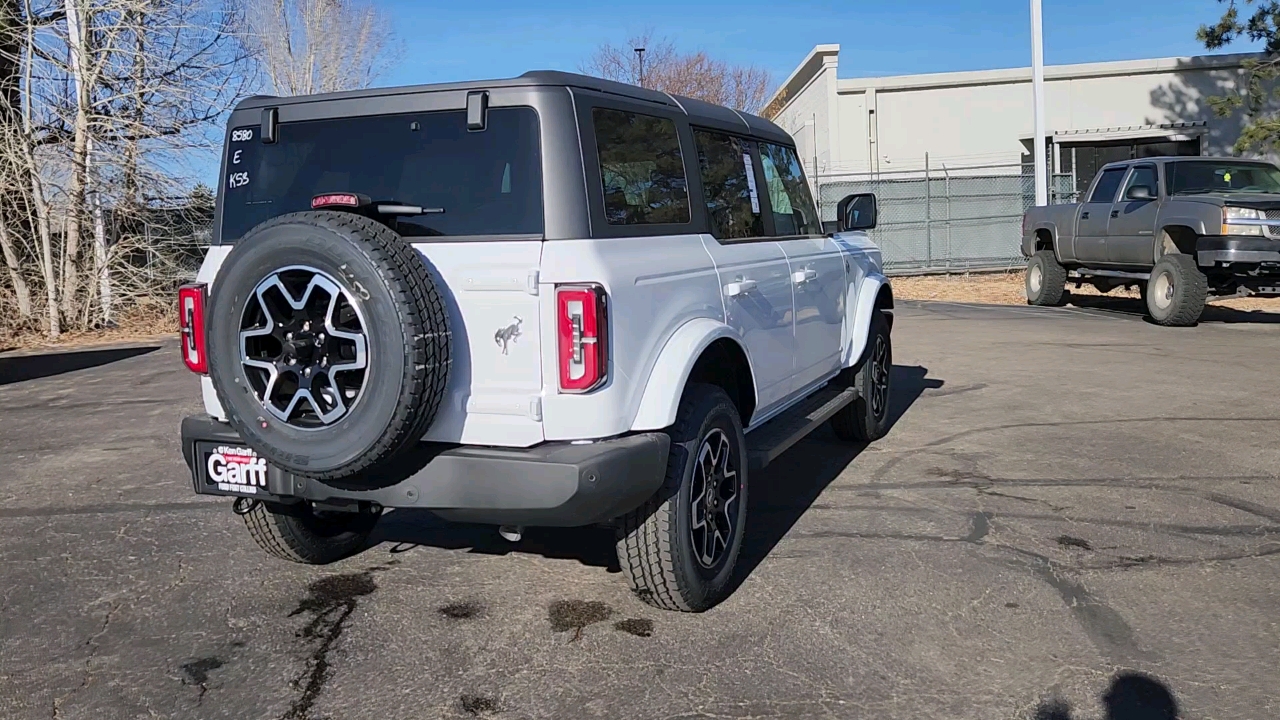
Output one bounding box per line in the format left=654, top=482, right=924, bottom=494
left=556, top=284, right=608, bottom=393
left=178, top=283, right=209, bottom=374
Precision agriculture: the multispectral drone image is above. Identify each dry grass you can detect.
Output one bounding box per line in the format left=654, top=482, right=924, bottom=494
left=892, top=269, right=1280, bottom=313
left=0, top=297, right=176, bottom=354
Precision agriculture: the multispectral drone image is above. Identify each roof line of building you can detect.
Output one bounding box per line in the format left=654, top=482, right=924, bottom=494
left=765, top=45, right=1260, bottom=115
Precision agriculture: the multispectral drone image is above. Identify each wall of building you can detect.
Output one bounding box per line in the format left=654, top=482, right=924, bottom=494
left=767, top=48, right=1257, bottom=178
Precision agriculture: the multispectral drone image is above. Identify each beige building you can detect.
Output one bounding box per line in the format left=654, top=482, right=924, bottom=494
left=766, top=45, right=1259, bottom=196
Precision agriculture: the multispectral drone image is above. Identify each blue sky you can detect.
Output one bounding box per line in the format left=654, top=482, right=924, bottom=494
left=381, top=0, right=1259, bottom=89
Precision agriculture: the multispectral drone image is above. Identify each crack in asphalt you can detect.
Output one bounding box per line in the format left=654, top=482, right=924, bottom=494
left=52, top=601, right=121, bottom=718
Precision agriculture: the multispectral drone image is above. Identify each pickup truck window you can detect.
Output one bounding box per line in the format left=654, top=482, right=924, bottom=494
left=1166, top=161, right=1280, bottom=195
left=1122, top=166, right=1158, bottom=198
left=593, top=108, right=691, bottom=226
left=1088, top=168, right=1127, bottom=203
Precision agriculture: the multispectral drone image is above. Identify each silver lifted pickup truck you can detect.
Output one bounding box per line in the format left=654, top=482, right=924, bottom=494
left=1021, top=157, right=1280, bottom=325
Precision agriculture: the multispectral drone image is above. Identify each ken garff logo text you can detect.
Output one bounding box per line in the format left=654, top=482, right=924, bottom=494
left=494, top=316, right=522, bottom=355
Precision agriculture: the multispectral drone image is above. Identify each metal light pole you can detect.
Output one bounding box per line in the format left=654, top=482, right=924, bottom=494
left=635, top=47, right=646, bottom=88
left=1031, top=0, right=1048, bottom=206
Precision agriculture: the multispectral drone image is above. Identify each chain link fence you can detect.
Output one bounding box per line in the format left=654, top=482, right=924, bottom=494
left=815, top=162, right=1077, bottom=275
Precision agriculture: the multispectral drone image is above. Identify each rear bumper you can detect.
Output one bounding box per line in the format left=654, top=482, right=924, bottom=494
left=1197, top=236, right=1280, bottom=267
left=181, top=414, right=670, bottom=527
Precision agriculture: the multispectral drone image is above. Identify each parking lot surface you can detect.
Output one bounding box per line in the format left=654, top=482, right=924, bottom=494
left=1, top=301, right=1277, bottom=720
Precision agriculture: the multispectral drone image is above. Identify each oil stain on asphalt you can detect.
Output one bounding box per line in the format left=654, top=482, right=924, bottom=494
left=281, top=568, right=386, bottom=719
left=438, top=600, right=485, bottom=620
left=548, top=600, right=613, bottom=642
left=613, top=618, right=654, bottom=637
left=459, top=693, right=499, bottom=716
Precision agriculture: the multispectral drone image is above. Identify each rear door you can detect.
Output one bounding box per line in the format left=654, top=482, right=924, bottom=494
left=756, top=141, right=845, bottom=394
left=219, top=104, right=548, bottom=446
left=1076, top=166, right=1126, bottom=262
left=1107, top=164, right=1160, bottom=264
left=691, top=128, right=797, bottom=417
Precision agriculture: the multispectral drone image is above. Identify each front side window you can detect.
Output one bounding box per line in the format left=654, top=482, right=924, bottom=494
left=592, top=108, right=690, bottom=225
left=221, top=107, right=543, bottom=241
left=693, top=130, right=763, bottom=240
left=1166, top=161, right=1280, bottom=195
left=759, top=143, right=821, bottom=236
left=1088, top=168, right=1127, bottom=203
left=1122, top=166, right=1158, bottom=198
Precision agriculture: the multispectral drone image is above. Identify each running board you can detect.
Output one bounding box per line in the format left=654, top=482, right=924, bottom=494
left=746, top=385, right=858, bottom=471
left=1071, top=268, right=1150, bottom=280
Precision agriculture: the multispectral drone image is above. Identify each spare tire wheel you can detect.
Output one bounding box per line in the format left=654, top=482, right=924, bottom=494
left=206, top=211, right=450, bottom=481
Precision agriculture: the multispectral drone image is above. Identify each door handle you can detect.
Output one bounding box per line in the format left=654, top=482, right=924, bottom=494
left=1081, top=211, right=1090, bottom=220
left=723, top=279, right=757, bottom=297
left=792, top=268, right=818, bottom=285
left=1110, top=210, right=1119, bottom=218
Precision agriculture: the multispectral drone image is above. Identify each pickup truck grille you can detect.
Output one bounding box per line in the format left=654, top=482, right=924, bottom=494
left=1266, top=209, right=1280, bottom=236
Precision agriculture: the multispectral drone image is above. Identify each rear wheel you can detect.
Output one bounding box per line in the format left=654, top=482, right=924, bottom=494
left=242, top=500, right=379, bottom=564
left=1145, top=254, right=1207, bottom=326
left=1026, top=250, right=1067, bottom=306
left=616, top=384, right=747, bottom=612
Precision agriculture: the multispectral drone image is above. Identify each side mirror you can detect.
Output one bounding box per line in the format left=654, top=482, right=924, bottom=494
left=1126, top=185, right=1154, bottom=201
left=837, top=193, right=877, bottom=231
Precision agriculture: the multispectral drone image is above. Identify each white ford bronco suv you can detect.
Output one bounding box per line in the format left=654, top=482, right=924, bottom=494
left=178, top=71, right=893, bottom=612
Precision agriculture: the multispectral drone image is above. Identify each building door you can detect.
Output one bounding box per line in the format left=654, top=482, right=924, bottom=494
left=1076, top=166, right=1126, bottom=262
left=1107, top=164, right=1160, bottom=265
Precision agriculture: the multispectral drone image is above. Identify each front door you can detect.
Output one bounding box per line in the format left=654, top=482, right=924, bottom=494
left=1106, top=164, right=1160, bottom=265
left=1075, top=166, right=1127, bottom=262
left=757, top=141, right=844, bottom=393
left=692, top=128, right=797, bottom=416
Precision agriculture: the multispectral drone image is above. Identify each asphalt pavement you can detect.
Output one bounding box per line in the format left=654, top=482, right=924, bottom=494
left=1, top=300, right=1277, bottom=720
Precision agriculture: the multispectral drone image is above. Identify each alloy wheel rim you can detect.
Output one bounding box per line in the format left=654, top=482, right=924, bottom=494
left=869, top=335, right=890, bottom=419
left=690, top=429, right=739, bottom=569
left=1153, top=273, right=1174, bottom=310
left=238, top=266, right=369, bottom=428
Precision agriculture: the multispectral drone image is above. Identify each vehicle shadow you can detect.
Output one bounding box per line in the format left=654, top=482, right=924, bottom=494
left=368, top=365, right=942, bottom=587
left=728, top=364, right=941, bottom=593
left=0, top=345, right=161, bottom=385
left=1033, top=671, right=1178, bottom=720
left=1067, top=293, right=1280, bottom=324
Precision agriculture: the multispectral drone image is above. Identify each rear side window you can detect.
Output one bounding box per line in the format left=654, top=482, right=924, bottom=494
left=592, top=108, right=690, bottom=225
left=759, top=143, right=821, bottom=236
left=1088, top=168, right=1127, bottom=203
left=221, top=108, right=543, bottom=241
left=693, top=130, right=763, bottom=240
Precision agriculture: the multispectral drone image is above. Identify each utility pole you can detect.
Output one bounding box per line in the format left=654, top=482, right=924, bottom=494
left=635, top=47, right=646, bottom=88
left=1031, top=0, right=1048, bottom=206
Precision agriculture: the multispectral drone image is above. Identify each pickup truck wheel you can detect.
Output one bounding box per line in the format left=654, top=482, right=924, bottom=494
left=1026, top=250, right=1067, bottom=306
left=831, top=310, right=892, bottom=442
left=205, top=211, right=450, bottom=482
left=1145, top=254, right=1207, bottom=326
left=242, top=501, right=379, bottom=564
left=616, top=384, right=747, bottom=612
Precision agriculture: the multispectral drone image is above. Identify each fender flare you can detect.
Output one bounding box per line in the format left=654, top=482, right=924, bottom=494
left=630, top=318, right=757, bottom=432
left=1160, top=218, right=1211, bottom=238
left=843, top=273, right=892, bottom=369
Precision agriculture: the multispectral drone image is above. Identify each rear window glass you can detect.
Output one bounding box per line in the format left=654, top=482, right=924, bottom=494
left=1088, top=168, right=1126, bottom=203
left=592, top=108, right=690, bottom=225
left=221, top=108, right=542, bottom=241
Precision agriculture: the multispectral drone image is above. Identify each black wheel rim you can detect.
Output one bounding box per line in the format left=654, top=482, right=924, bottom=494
left=239, top=266, right=369, bottom=429
left=690, top=429, right=739, bottom=569
left=869, top=334, right=890, bottom=420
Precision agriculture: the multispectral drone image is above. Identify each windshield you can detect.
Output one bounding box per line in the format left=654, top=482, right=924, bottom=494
left=221, top=107, right=543, bottom=241
left=1165, top=161, right=1280, bottom=195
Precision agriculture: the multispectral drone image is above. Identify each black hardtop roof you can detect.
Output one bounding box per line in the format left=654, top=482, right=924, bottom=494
left=234, top=70, right=793, bottom=145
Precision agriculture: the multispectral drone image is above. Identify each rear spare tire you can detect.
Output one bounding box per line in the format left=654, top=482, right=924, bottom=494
left=206, top=211, right=450, bottom=481
left=1145, top=254, right=1207, bottom=327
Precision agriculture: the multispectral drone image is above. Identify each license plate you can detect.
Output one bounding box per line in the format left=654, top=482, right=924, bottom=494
left=199, top=443, right=269, bottom=495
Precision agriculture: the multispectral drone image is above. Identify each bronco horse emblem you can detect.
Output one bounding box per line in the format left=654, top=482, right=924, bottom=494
left=494, top=316, right=522, bottom=355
